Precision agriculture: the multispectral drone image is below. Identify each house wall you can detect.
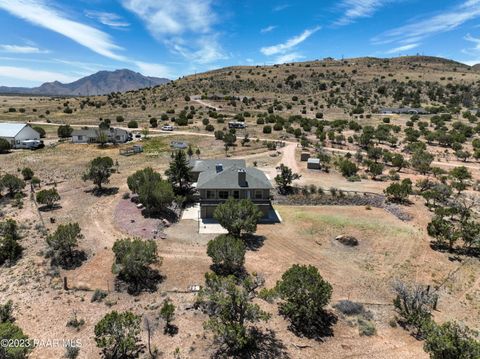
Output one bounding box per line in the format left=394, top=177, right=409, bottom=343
left=72, top=135, right=92, bottom=144
left=201, top=203, right=271, bottom=219
left=198, top=188, right=270, bottom=200
left=11, top=126, right=40, bottom=149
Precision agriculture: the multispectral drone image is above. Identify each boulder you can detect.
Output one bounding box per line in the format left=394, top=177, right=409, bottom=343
left=335, top=235, right=359, bottom=247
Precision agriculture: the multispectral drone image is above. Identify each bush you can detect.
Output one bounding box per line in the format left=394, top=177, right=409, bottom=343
left=112, top=238, right=160, bottom=293
left=263, top=125, right=272, bottom=134
left=57, top=125, right=73, bottom=138
left=21, top=167, right=34, bottom=181
left=36, top=188, right=60, bottom=209
left=127, top=120, right=138, bottom=128
left=334, top=300, right=364, bottom=315
left=207, top=235, right=246, bottom=275
left=213, top=198, right=263, bottom=238
left=94, top=311, right=143, bottom=358
left=91, top=289, right=108, bottom=303
left=358, top=318, right=376, bottom=336
left=33, top=126, right=46, bottom=138
left=0, top=138, right=11, bottom=153
left=0, top=322, right=31, bottom=358
left=0, top=300, right=14, bottom=323
left=275, top=264, right=333, bottom=337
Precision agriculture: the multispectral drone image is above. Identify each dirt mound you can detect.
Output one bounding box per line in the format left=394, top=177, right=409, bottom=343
left=335, top=235, right=359, bottom=247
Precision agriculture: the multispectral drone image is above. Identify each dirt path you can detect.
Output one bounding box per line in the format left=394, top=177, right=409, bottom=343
left=191, top=96, right=220, bottom=110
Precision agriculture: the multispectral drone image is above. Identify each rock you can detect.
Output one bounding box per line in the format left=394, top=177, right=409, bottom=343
left=335, top=235, right=359, bottom=247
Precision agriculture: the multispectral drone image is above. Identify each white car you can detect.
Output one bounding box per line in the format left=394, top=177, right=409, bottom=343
left=161, top=125, right=174, bottom=131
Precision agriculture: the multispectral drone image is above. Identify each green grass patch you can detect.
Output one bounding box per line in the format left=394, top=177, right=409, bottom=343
left=281, top=207, right=416, bottom=238
left=143, top=138, right=169, bottom=155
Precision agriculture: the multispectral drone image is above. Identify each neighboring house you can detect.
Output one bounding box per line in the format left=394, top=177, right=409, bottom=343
left=193, top=159, right=273, bottom=219
left=0, top=123, right=41, bottom=149
left=380, top=107, right=429, bottom=115
left=72, top=127, right=130, bottom=144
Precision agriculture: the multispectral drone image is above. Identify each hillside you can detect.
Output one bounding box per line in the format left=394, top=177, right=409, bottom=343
left=0, top=69, right=169, bottom=96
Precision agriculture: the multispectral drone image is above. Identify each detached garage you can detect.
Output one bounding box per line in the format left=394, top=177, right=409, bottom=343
left=0, top=123, right=41, bottom=149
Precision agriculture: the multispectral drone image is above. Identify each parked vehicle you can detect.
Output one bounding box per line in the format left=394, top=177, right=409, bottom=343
left=161, top=125, right=174, bottom=131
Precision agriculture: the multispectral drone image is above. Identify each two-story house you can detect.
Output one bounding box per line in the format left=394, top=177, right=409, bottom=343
left=193, top=159, right=273, bottom=219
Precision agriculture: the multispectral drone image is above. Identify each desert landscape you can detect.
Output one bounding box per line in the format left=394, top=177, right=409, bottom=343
left=0, top=53, right=480, bottom=359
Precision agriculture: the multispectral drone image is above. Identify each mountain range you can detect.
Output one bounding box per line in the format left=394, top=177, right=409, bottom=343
left=0, top=69, right=170, bottom=96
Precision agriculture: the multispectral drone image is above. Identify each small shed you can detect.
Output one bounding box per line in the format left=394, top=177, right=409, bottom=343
left=300, top=152, right=311, bottom=161
left=307, top=158, right=321, bottom=170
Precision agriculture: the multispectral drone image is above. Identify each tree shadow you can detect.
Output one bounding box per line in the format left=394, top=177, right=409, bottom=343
left=209, top=264, right=247, bottom=279
left=38, top=204, right=62, bottom=212
left=284, top=311, right=337, bottom=340
left=430, top=242, right=480, bottom=259
left=141, top=207, right=179, bottom=223
left=164, top=324, right=178, bottom=336
left=115, top=268, right=165, bottom=295
left=50, top=250, right=87, bottom=270
left=212, top=328, right=289, bottom=359
left=85, top=187, right=119, bottom=197
left=243, top=234, right=266, bottom=251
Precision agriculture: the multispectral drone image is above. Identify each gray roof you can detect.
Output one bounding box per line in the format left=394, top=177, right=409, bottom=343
left=0, top=123, right=28, bottom=137
left=190, top=159, right=246, bottom=173
left=72, top=128, right=98, bottom=137
left=72, top=127, right=128, bottom=137
left=197, top=165, right=272, bottom=190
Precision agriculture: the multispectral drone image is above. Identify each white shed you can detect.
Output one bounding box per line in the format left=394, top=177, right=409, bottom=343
left=307, top=158, right=321, bottom=170
left=0, top=123, right=41, bottom=149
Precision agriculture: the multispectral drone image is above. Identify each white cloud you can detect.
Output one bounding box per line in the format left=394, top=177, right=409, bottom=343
left=465, top=33, right=480, bottom=49
left=261, top=25, right=277, bottom=34
left=0, top=65, right=78, bottom=83
left=0, top=0, right=125, bottom=61
left=122, top=0, right=226, bottom=64
left=0, top=44, right=49, bottom=54
left=274, top=52, right=304, bottom=64
left=85, top=10, right=130, bottom=29
left=122, top=0, right=214, bottom=36
left=336, top=0, right=392, bottom=26
left=261, top=26, right=320, bottom=56
left=373, top=0, right=480, bottom=45
left=168, top=35, right=229, bottom=64
left=385, top=43, right=419, bottom=54
left=134, top=61, right=174, bottom=79
left=273, top=4, right=290, bottom=12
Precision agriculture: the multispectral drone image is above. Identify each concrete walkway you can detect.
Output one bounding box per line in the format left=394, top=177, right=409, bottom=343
left=198, top=219, right=229, bottom=234
left=181, top=203, right=200, bottom=221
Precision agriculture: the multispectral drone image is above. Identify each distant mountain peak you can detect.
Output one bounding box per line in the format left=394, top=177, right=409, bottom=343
left=0, top=69, right=170, bottom=96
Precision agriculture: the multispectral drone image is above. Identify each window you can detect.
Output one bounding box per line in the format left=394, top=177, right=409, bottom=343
left=255, top=190, right=263, bottom=199
left=206, top=190, right=215, bottom=199
left=78, top=135, right=83, bottom=140
left=233, top=191, right=240, bottom=199
left=219, top=191, right=229, bottom=199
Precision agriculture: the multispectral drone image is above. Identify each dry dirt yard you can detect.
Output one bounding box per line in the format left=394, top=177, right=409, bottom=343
left=0, top=139, right=479, bottom=359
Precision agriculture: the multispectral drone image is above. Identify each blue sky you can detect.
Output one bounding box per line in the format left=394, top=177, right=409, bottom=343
left=1, top=0, right=480, bottom=86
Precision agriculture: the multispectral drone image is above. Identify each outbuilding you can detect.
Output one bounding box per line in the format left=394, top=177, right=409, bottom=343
left=307, top=158, right=321, bottom=170
left=300, top=152, right=311, bottom=161
left=0, top=123, right=41, bottom=149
